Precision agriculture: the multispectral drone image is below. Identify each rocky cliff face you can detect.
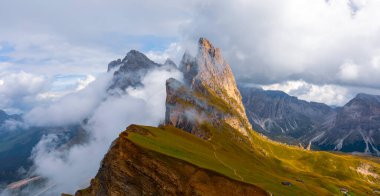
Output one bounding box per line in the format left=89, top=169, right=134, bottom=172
left=75, top=125, right=267, bottom=196
left=239, top=86, right=380, bottom=156
left=165, top=38, right=252, bottom=137
left=308, top=93, right=380, bottom=155
left=239, top=86, right=336, bottom=141
left=108, top=50, right=173, bottom=91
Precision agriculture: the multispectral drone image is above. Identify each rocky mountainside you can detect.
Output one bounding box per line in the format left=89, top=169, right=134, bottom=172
left=240, top=86, right=380, bottom=156
left=239, top=86, right=336, bottom=142
left=108, top=50, right=175, bottom=91
left=306, top=93, right=380, bottom=155
left=75, top=38, right=380, bottom=196
left=166, top=38, right=252, bottom=137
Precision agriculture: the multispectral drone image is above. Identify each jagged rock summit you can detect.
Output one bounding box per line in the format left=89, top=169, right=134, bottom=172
left=165, top=38, right=252, bottom=137
left=108, top=50, right=176, bottom=90
left=181, top=38, right=247, bottom=116
left=108, top=50, right=160, bottom=72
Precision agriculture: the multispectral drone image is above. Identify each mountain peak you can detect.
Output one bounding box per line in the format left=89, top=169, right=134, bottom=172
left=199, top=37, right=213, bottom=51
left=198, top=37, right=223, bottom=61
left=108, top=49, right=161, bottom=90
left=354, top=93, right=380, bottom=100
left=167, top=38, right=252, bottom=137
left=344, top=93, right=380, bottom=108
left=164, top=58, right=177, bottom=68
left=122, top=50, right=155, bottom=64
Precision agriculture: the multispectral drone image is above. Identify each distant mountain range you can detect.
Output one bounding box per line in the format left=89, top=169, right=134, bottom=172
left=239, top=86, right=380, bottom=156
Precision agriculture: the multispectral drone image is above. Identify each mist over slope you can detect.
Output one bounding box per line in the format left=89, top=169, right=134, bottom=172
left=1, top=51, right=182, bottom=195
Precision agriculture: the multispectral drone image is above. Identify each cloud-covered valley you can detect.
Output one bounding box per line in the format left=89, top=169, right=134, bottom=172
left=14, top=66, right=183, bottom=194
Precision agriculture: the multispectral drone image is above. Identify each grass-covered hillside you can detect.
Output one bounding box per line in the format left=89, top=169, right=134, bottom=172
left=127, top=124, right=380, bottom=195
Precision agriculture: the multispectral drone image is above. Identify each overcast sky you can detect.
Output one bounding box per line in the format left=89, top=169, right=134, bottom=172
left=2, top=0, right=380, bottom=112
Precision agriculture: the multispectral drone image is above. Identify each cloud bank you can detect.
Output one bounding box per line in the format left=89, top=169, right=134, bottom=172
left=3, top=0, right=380, bottom=106
left=0, top=72, right=48, bottom=113
left=180, top=0, right=380, bottom=104
left=26, top=66, right=182, bottom=194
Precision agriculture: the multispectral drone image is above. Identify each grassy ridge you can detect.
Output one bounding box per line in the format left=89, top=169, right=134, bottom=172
left=127, top=124, right=380, bottom=196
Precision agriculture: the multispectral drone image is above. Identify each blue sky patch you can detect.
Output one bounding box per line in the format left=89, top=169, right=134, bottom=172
left=0, top=42, right=15, bottom=62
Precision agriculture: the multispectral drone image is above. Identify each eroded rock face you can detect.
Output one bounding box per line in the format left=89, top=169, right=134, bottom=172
left=75, top=126, right=267, bottom=196
left=239, top=86, right=380, bottom=155
left=239, top=86, right=336, bottom=140
left=108, top=50, right=174, bottom=91
left=166, top=38, right=252, bottom=137
left=165, top=78, right=228, bottom=139
left=309, top=93, right=380, bottom=155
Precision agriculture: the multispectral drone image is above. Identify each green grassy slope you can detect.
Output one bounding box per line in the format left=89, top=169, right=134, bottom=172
left=127, top=124, right=380, bottom=196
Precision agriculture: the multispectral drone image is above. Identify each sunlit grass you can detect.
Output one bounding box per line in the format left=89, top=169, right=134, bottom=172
left=127, top=124, right=380, bottom=195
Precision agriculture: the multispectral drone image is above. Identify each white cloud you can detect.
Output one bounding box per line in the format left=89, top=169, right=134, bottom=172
left=0, top=72, right=48, bottom=113
left=24, top=73, right=112, bottom=127
left=146, top=42, right=184, bottom=64
left=0, top=72, right=46, bottom=97
left=1, top=34, right=115, bottom=76
left=181, top=0, right=380, bottom=91
left=75, top=75, right=96, bottom=91
left=338, top=61, right=360, bottom=81
left=4, top=0, right=380, bottom=107
left=262, top=80, right=349, bottom=105
left=0, top=119, right=27, bottom=131
left=0, top=0, right=191, bottom=79
left=28, top=66, right=183, bottom=194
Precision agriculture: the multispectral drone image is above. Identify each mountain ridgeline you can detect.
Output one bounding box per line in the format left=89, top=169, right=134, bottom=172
left=305, top=93, right=380, bottom=155
left=75, top=38, right=380, bottom=196
left=108, top=50, right=176, bottom=90
left=240, top=86, right=380, bottom=156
